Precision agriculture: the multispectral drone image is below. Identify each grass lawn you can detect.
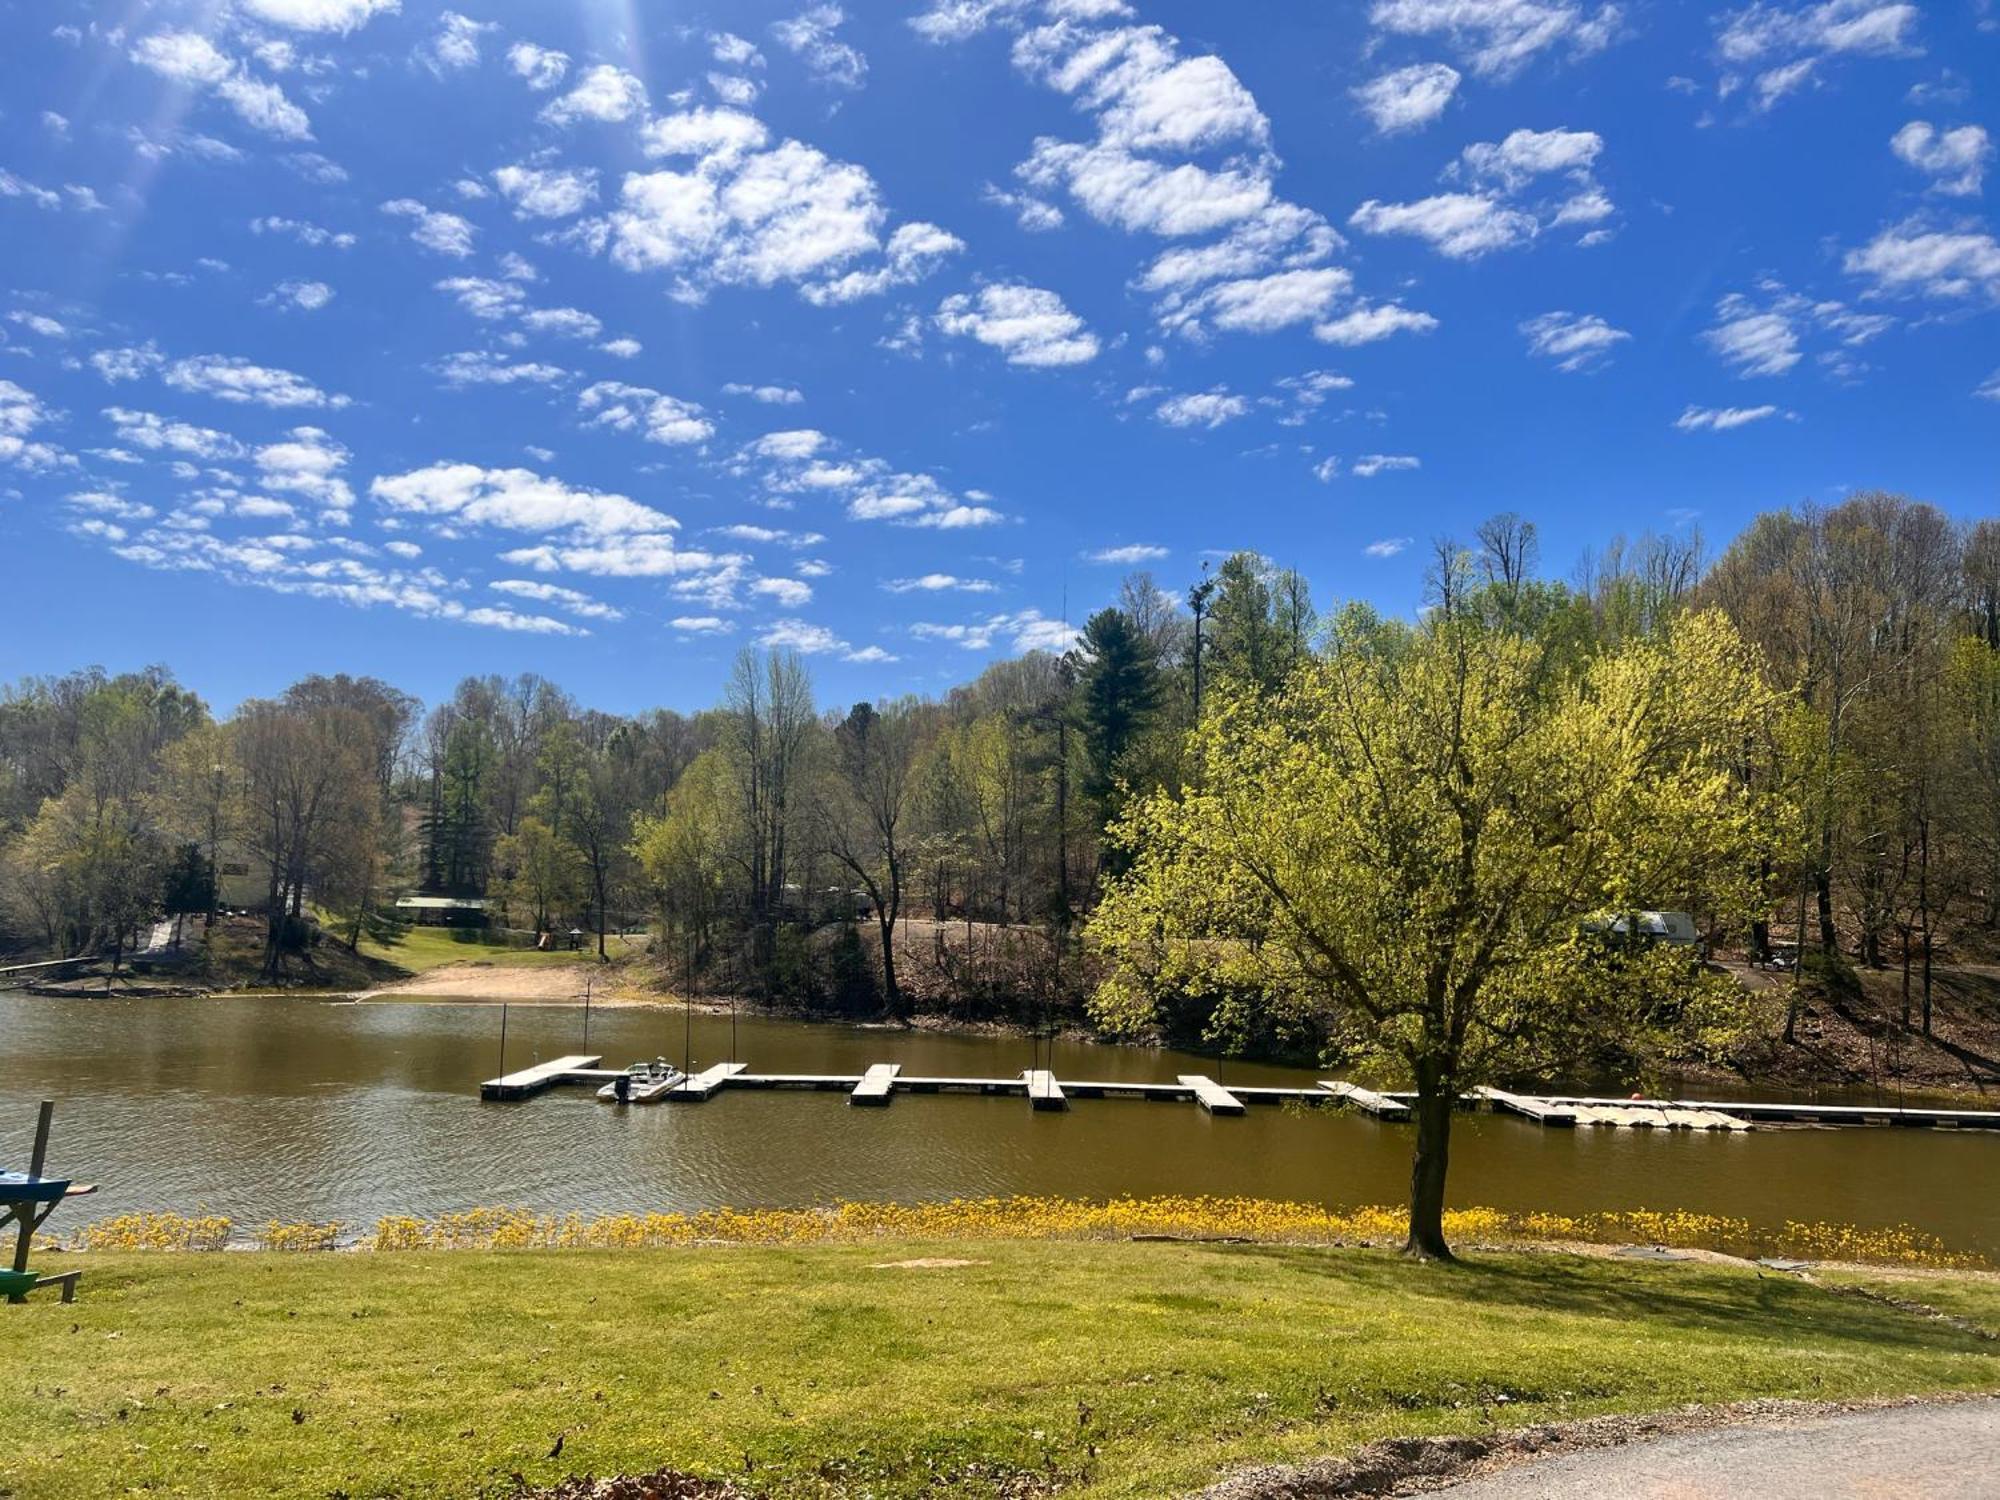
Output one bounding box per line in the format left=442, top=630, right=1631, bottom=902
left=349, top=923, right=647, bottom=975
left=4, top=1242, right=1998, bottom=1499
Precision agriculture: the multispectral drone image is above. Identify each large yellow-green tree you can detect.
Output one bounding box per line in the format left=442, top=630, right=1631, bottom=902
left=1089, top=607, right=1785, bottom=1259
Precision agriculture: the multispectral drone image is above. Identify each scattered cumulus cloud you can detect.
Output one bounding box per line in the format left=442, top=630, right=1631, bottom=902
left=1675, top=403, right=1786, bottom=430
left=1520, top=310, right=1630, bottom=371
left=1352, top=63, right=1461, bottom=134
left=935, top=284, right=1100, bottom=367
left=1889, top=122, right=1992, bottom=196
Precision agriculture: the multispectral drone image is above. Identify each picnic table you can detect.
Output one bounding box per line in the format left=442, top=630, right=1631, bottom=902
left=4, top=1102, right=94, bottom=1304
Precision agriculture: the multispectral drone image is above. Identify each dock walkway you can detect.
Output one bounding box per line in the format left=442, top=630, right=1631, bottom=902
left=1178, top=1074, right=1247, bottom=1116
left=477, top=1061, right=2000, bottom=1132
left=480, top=1055, right=602, bottom=1101
left=850, top=1063, right=900, bottom=1106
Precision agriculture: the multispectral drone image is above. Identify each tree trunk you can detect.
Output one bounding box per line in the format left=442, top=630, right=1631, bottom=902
left=875, top=909, right=903, bottom=1021
left=1815, top=867, right=1837, bottom=956
left=1404, top=1072, right=1455, bottom=1261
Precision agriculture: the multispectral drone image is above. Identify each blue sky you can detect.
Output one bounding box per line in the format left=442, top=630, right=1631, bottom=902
left=1, top=0, right=1996, bottom=714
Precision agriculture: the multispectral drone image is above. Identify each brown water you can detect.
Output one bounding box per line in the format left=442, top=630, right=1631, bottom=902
left=2, top=994, right=1996, bottom=1254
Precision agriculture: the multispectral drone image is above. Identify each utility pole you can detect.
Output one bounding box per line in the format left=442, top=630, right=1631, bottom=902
left=1189, top=563, right=1216, bottom=722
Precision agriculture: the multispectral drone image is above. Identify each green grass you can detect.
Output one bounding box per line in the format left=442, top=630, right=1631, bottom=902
left=4, top=1243, right=1998, bottom=1499
left=350, top=922, right=646, bottom=975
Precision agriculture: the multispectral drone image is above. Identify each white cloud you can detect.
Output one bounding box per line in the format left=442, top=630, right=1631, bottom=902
left=1520, top=310, right=1630, bottom=371
left=709, top=72, right=763, bottom=107
left=911, top=608, right=1079, bottom=655
left=435, top=276, right=526, bottom=320
left=1702, top=300, right=1800, bottom=376
left=752, top=577, right=814, bottom=607
left=522, top=308, right=603, bottom=340
left=1976, top=370, right=2000, bottom=402
left=1364, top=536, right=1413, bottom=557
left=212, top=75, right=313, bottom=140
left=753, top=617, right=889, bottom=659
left=983, top=185, right=1066, bottom=231
left=508, top=42, right=569, bottom=90
left=599, top=338, right=642, bottom=359
left=165, top=355, right=346, bottom=408
left=103, top=405, right=242, bottom=460
left=1715, top=1, right=1921, bottom=110
left=238, top=0, right=399, bottom=33
left=1890, top=122, right=1992, bottom=196
left=431, top=351, right=568, bottom=387
left=1455, top=127, right=1603, bottom=190
left=772, top=5, right=868, bottom=88
left=604, top=127, right=954, bottom=306
left=0, top=380, right=70, bottom=471
left=0, top=170, right=63, bottom=210
left=424, top=12, right=493, bottom=74
left=935, top=283, right=1100, bottom=367
left=1352, top=453, right=1420, bottom=477
left=1350, top=193, right=1538, bottom=258
left=1314, top=302, right=1439, bottom=345
left=493, top=164, right=598, bottom=219
left=1675, top=403, right=1785, bottom=430
left=255, top=426, right=353, bottom=514
left=1352, top=62, right=1461, bottom=133
left=8, top=311, right=68, bottom=339
left=1018, top=140, right=1271, bottom=236
left=1370, top=0, right=1621, bottom=78
left=883, top=573, right=998, bottom=592
left=671, top=615, right=734, bottom=634
left=250, top=215, right=356, bottom=249
left=490, top=578, right=623, bottom=621
left=578, top=381, right=714, bottom=445
left=382, top=198, right=476, bottom=257
left=1154, top=389, right=1249, bottom=428
left=131, top=30, right=313, bottom=139
left=1165, top=267, right=1353, bottom=336
left=131, top=31, right=233, bottom=86
left=723, top=382, right=805, bottom=404
left=1085, top=544, right=1168, bottom=564
left=542, top=64, right=648, bottom=125
left=803, top=220, right=966, bottom=305
left=371, top=461, right=681, bottom=538
left=263, top=279, right=335, bottom=312
left=1844, top=221, right=2000, bottom=301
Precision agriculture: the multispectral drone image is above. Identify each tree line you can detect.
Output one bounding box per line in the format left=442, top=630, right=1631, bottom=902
left=1, top=494, right=1995, bottom=1042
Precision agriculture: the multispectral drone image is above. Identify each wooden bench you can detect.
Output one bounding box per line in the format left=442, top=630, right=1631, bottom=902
left=14, top=1269, right=81, bottom=1304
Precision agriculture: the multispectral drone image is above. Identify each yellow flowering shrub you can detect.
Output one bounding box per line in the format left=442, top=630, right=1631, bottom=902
left=69, top=1197, right=1981, bottom=1269
left=74, top=1211, right=232, bottom=1252
left=257, top=1220, right=343, bottom=1252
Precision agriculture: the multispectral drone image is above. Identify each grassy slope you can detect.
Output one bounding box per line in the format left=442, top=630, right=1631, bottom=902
left=348, top=921, right=607, bottom=974
left=5, top=1244, right=1997, bottom=1500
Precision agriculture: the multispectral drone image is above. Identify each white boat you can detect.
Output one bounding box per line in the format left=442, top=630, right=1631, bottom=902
left=596, top=1059, right=685, bottom=1104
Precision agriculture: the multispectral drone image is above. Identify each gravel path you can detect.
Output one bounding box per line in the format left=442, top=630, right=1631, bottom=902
left=1427, top=1398, right=2000, bottom=1498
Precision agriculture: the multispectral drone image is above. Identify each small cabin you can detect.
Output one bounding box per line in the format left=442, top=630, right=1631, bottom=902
left=393, top=895, right=491, bottom=929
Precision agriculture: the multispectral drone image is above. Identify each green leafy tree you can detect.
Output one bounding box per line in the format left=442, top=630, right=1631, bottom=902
left=1089, top=606, right=1781, bottom=1259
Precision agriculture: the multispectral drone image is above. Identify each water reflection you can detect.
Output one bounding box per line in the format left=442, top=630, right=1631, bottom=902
left=1, top=995, right=1993, bottom=1255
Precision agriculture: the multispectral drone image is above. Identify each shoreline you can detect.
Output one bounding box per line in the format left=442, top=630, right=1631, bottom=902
left=15, top=967, right=1999, bottom=1106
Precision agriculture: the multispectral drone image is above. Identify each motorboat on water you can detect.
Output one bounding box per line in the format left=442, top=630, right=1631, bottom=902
left=597, top=1058, right=686, bottom=1104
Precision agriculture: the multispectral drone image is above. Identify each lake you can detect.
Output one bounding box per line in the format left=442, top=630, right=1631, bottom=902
left=2, top=993, right=1995, bottom=1254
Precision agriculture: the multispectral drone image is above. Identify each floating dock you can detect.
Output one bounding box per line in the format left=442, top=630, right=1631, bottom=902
left=1318, top=1081, right=1413, bottom=1120
left=850, top=1063, right=899, bottom=1106
left=666, top=1062, right=747, bottom=1101
left=480, top=1054, right=602, bottom=1101
left=1024, top=1069, right=1067, bottom=1112
left=1179, top=1074, right=1247, bottom=1116
left=477, top=1061, right=2000, bottom=1131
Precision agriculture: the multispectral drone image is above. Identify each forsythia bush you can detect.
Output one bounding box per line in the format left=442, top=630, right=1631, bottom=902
left=68, top=1197, right=1982, bottom=1268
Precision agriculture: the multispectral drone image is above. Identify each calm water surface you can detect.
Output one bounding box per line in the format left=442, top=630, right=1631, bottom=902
left=2, top=994, right=1995, bottom=1254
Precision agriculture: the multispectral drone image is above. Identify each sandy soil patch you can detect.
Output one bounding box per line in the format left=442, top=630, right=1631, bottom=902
left=357, top=962, right=654, bottom=1005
